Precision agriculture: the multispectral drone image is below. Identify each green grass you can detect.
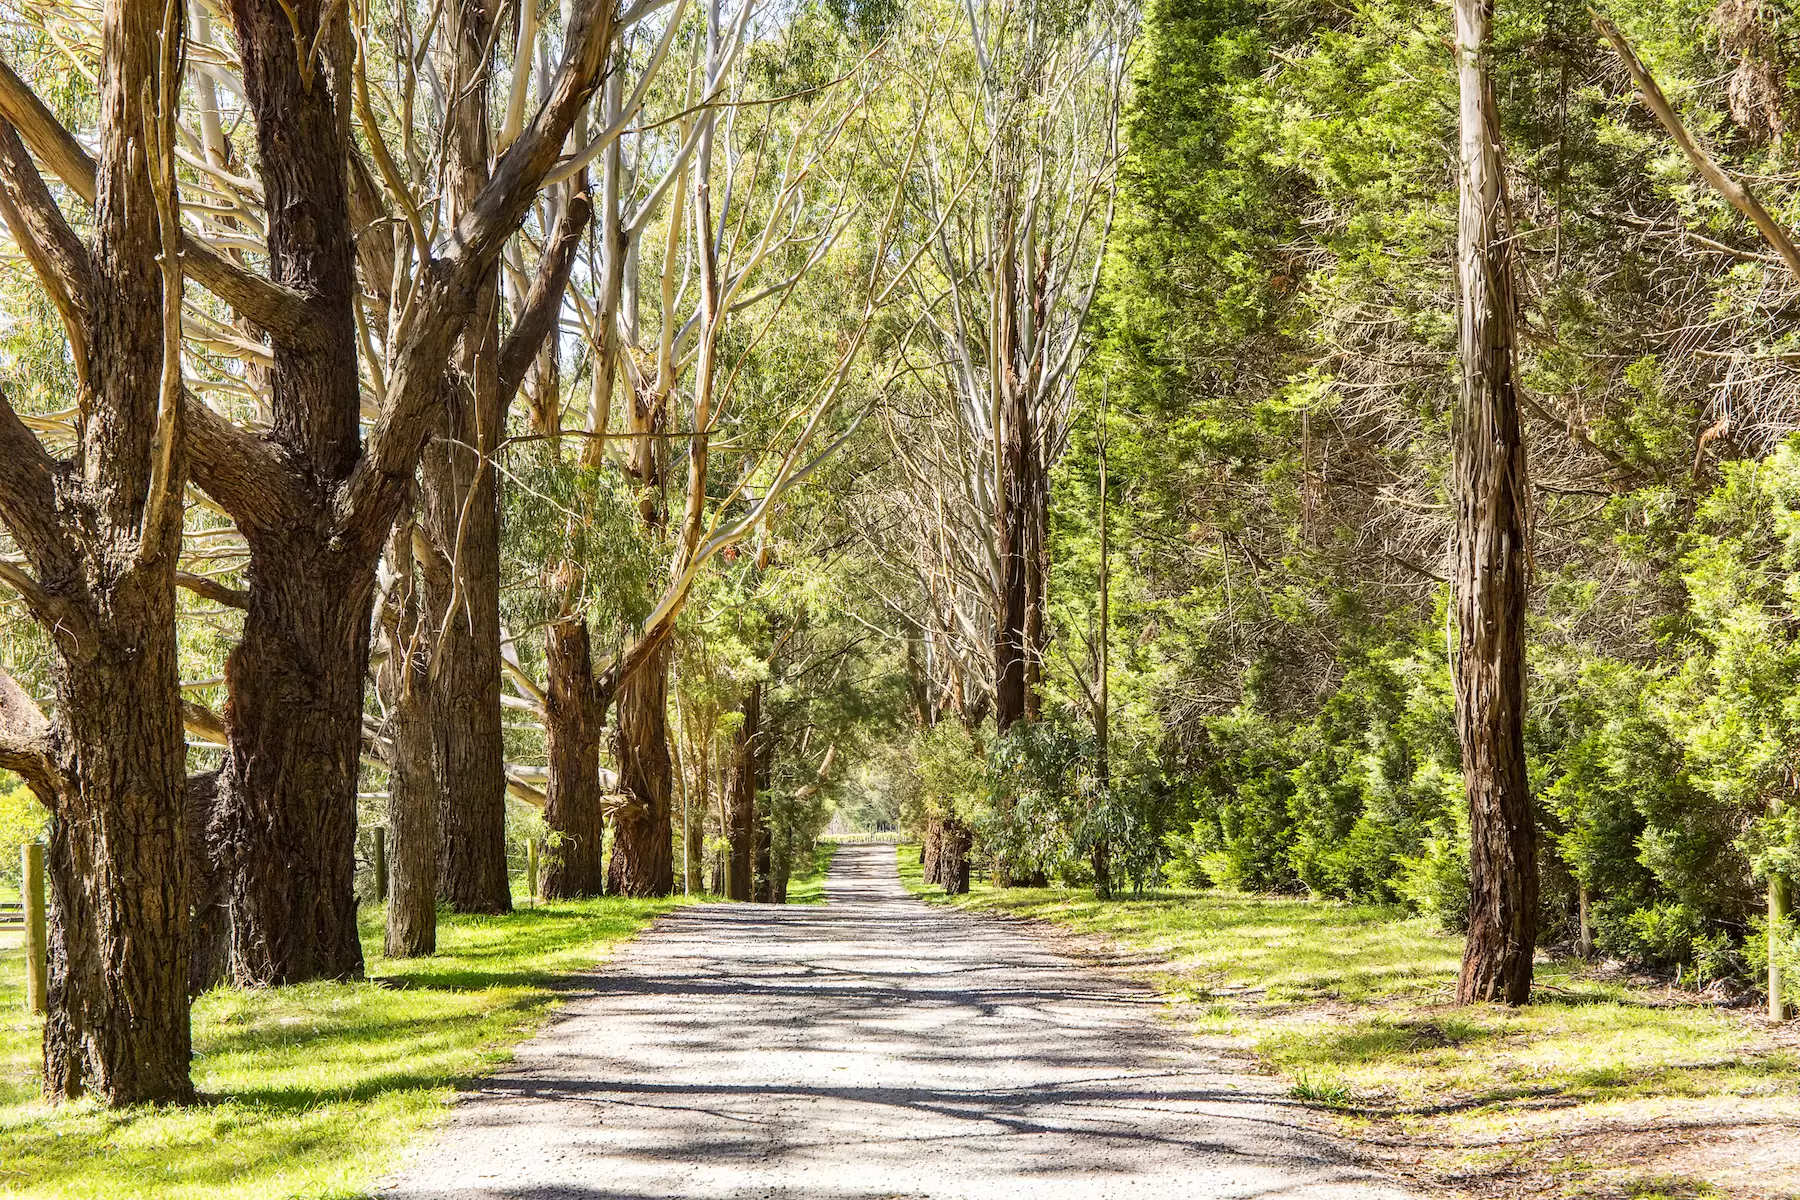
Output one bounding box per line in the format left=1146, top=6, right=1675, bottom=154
left=898, top=847, right=1800, bottom=1197
left=0, top=893, right=691, bottom=1199
left=784, top=841, right=837, bottom=905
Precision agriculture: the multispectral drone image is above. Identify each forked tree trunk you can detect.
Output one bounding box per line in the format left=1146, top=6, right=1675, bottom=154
left=1453, top=0, right=1537, bottom=1007
left=424, top=0, right=512, bottom=916
left=611, top=640, right=675, bottom=896
left=724, top=682, right=760, bottom=902
left=183, top=0, right=615, bottom=984
left=543, top=616, right=605, bottom=898
left=213, top=0, right=369, bottom=986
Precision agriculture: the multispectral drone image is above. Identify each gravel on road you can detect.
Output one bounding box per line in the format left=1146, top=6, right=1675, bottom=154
left=380, top=842, right=1417, bottom=1199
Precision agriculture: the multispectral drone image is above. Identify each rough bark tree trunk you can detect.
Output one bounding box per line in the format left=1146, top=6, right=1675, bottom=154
left=543, top=616, right=605, bottom=898
left=684, top=742, right=707, bottom=895
left=213, top=0, right=369, bottom=985
left=185, top=771, right=229, bottom=995
left=724, top=682, right=760, bottom=902
left=425, top=0, right=512, bottom=916
left=0, top=0, right=194, bottom=1104
left=180, top=0, right=614, bottom=985
left=1453, top=0, right=1537, bottom=1007
left=994, top=373, right=1036, bottom=735
left=222, top=564, right=372, bottom=983
left=378, top=515, right=438, bottom=958
left=939, top=816, right=973, bottom=896
left=422, top=368, right=511, bottom=914
left=754, top=810, right=774, bottom=904
left=611, top=639, right=675, bottom=896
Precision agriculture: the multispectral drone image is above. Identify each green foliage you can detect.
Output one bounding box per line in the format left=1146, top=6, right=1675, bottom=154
left=0, top=781, right=46, bottom=895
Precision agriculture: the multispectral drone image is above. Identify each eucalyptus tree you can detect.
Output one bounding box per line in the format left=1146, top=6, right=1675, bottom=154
left=0, top=0, right=666, bottom=983
left=504, top=2, right=933, bottom=896
left=0, top=0, right=193, bottom=1103
left=893, top=0, right=1129, bottom=735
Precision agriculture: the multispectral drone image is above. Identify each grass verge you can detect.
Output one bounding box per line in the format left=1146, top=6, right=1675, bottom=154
left=784, top=841, right=838, bottom=905
left=0, top=892, right=691, bottom=1199
left=897, top=847, right=1800, bottom=1200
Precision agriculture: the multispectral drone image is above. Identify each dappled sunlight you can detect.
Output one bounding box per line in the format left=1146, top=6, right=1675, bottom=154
left=385, top=844, right=1410, bottom=1200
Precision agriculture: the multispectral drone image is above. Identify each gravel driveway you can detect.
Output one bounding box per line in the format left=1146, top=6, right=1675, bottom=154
left=380, top=842, right=1415, bottom=1199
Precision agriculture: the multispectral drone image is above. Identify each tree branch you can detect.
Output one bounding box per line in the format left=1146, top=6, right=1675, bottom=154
left=0, top=665, right=56, bottom=802
left=498, top=180, right=593, bottom=411
left=185, top=397, right=309, bottom=535
left=1594, top=12, right=1800, bottom=283
left=0, top=383, right=69, bottom=572
left=177, top=571, right=250, bottom=609
left=0, top=51, right=322, bottom=344
left=441, top=0, right=617, bottom=285
left=0, top=120, right=91, bottom=369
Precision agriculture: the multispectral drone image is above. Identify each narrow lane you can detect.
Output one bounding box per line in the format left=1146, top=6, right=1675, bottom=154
left=382, top=843, right=1413, bottom=1199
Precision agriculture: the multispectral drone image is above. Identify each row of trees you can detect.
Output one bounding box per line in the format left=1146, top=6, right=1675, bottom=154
left=0, top=0, right=1018, bottom=1106
left=883, top=0, right=1798, bottom=1019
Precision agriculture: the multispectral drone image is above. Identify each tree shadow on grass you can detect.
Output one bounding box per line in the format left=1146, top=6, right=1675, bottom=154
left=0, top=896, right=684, bottom=1199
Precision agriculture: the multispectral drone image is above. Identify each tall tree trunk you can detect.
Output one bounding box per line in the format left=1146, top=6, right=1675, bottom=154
left=684, top=740, right=707, bottom=894
left=378, top=515, right=438, bottom=958
left=611, top=639, right=675, bottom=896
left=186, top=771, right=229, bottom=995
left=421, top=372, right=511, bottom=914
left=754, top=809, right=774, bottom=904
left=1453, top=0, right=1537, bottom=1007
left=994, top=375, right=1036, bottom=735
left=939, top=816, right=973, bottom=896
left=221, top=555, right=371, bottom=983
left=180, top=0, right=613, bottom=984
left=724, top=682, right=760, bottom=902
left=543, top=616, right=605, bottom=898
left=425, top=0, right=512, bottom=916
left=213, top=0, right=369, bottom=986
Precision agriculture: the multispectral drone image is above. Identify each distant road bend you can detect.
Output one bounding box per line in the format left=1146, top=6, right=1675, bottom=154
left=383, top=842, right=1415, bottom=1199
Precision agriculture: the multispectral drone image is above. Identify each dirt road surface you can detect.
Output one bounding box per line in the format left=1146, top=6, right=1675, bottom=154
left=381, top=843, right=1415, bottom=1199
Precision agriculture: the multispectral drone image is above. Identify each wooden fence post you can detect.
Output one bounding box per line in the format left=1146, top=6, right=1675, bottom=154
left=373, top=826, right=388, bottom=903
left=22, top=842, right=46, bottom=1015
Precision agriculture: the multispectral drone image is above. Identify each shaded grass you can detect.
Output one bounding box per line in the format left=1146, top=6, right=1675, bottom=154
left=0, top=894, right=689, bottom=1199
left=898, top=847, right=1799, bottom=1198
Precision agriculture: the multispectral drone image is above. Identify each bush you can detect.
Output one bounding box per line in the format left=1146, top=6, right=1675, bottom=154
left=1392, top=818, right=1470, bottom=933
left=1594, top=900, right=1703, bottom=968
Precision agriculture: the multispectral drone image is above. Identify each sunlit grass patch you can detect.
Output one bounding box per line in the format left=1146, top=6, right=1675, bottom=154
left=784, top=841, right=837, bottom=905
left=0, top=893, right=689, bottom=1199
